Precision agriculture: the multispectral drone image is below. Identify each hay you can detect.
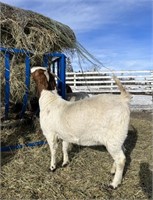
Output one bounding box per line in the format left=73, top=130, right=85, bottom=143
left=1, top=111, right=152, bottom=199
left=0, top=2, right=77, bottom=105
left=0, top=2, right=76, bottom=53
left=0, top=3, right=109, bottom=111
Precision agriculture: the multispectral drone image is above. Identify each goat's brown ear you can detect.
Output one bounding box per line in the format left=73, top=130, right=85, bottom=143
left=47, top=67, right=50, bottom=74
left=48, top=73, right=56, bottom=90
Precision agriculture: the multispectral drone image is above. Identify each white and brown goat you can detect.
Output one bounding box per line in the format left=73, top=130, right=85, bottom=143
left=31, top=66, right=131, bottom=189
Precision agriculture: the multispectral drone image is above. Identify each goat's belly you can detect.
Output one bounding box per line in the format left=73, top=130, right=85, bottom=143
left=61, top=136, right=103, bottom=146
left=57, top=114, right=129, bottom=146
left=57, top=129, right=107, bottom=146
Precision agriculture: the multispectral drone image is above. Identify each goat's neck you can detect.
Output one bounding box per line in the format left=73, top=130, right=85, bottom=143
left=39, top=90, right=59, bottom=111
left=37, top=84, right=48, bottom=96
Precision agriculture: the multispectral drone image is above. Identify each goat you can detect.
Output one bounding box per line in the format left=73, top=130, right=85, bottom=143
left=31, top=66, right=89, bottom=101
left=31, top=67, right=56, bottom=95
left=66, top=92, right=90, bottom=101
left=30, top=66, right=77, bottom=114
left=31, top=66, right=131, bottom=189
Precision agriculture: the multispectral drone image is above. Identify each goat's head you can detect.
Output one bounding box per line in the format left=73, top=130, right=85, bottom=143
left=31, top=67, right=56, bottom=95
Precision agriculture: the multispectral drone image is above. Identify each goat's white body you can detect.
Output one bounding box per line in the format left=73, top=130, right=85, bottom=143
left=31, top=66, right=131, bottom=189
left=39, top=90, right=130, bottom=188
left=40, top=92, right=129, bottom=146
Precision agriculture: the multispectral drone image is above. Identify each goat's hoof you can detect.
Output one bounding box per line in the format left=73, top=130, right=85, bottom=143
left=110, top=172, right=115, bottom=176
left=110, top=167, right=116, bottom=175
left=108, top=182, right=121, bottom=190
left=62, top=161, right=69, bottom=168
left=49, top=166, right=56, bottom=172
left=108, top=184, right=116, bottom=190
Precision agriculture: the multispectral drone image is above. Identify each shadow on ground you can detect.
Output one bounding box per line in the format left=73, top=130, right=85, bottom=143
left=139, top=162, right=152, bottom=199
left=124, top=125, right=138, bottom=175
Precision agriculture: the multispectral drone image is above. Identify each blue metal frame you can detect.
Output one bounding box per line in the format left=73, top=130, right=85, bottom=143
left=4, top=52, right=10, bottom=119
left=43, top=53, right=66, bottom=99
left=1, top=140, right=47, bottom=152
left=1, top=47, right=66, bottom=152
left=0, top=47, right=66, bottom=120
left=20, top=53, right=31, bottom=118
left=1, top=47, right=32, bottom=119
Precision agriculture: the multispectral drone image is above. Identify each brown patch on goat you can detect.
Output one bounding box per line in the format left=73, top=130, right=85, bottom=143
left=31, top=69, right=56, bottom=96
left=31, top=67, right=72, bottom=98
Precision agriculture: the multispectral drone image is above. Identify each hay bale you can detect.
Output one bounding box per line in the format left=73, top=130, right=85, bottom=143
left=0, top=2, right=76, bottom=53
left=0, top=2, right=77, bottom=109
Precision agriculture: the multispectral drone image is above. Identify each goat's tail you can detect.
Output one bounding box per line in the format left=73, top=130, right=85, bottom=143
left=112, top=75, right=131, bottom=100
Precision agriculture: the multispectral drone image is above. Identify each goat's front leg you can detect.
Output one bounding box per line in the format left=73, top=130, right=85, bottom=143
left=45, top=133, right=58, bottom=171
left=62, top=141, right=69, bottom=167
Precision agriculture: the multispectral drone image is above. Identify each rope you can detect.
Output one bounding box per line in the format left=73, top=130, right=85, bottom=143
left=76, top=41, right=115, bottom=74
left=71, top=42, right=116, bottom=93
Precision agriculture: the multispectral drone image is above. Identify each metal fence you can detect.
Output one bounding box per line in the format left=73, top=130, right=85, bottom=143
left=66, top=70, right=153, bottom=95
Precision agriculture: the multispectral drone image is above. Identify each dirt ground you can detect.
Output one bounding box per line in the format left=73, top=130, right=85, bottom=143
left=1, top=111, right=152, bottom=200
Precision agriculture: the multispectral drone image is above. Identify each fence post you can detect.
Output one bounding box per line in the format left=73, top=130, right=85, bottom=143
left=110, top=76, right=113, bottom=93
left=74, top=73, right=76, bottom=89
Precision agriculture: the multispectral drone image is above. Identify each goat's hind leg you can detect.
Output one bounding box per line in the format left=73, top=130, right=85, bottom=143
left=108, top=148, right=126, bottom=189
left=110, top=145, right=126, bottom=175
left=62, top=141, right=69, bottom=167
